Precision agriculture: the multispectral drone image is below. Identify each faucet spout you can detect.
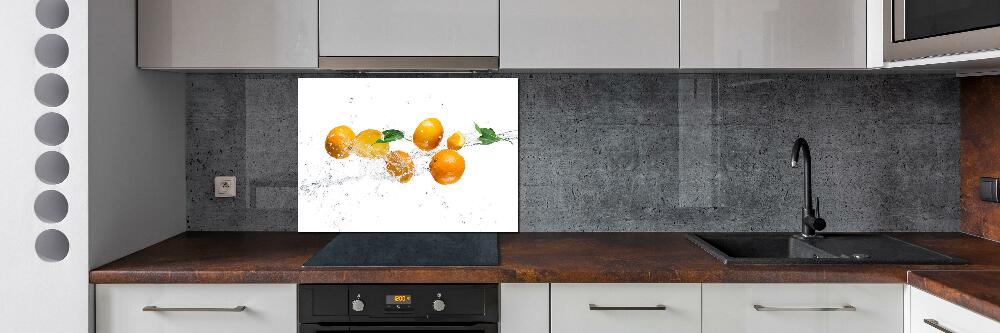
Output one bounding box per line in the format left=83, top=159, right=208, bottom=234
left=791, top=138, right=825, bottom=237
left=791, top=138, right=812, bottom=210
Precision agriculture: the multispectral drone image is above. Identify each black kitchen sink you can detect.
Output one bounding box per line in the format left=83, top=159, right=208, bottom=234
left=687, top=233, right=966, bottom=265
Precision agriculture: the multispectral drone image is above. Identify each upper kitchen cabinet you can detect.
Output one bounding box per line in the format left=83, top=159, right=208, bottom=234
left=681, top=0, right=876, bottom=69
left=318, top=0, right=500, bottom=70
left=501, top=0, right=680, bottom=69
left=138, top=0, right=318, bottom=69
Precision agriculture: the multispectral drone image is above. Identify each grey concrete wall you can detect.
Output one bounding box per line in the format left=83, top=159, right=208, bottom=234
left=186, top=73, right=960, bottom=232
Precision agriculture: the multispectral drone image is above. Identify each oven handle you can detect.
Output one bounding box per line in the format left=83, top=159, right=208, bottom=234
left=299, top=325, right=348, bottom=333
left=299, top=323, right=497, bottom=332
left=349, top=323, right=497, bottom=331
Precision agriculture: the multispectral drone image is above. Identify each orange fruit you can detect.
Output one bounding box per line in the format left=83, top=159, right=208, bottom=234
left=325, top=125, right=355, bottom=159
left=429, top=149, right=465, bottom=185
left=446, top=131, right=465, bottom=150
left=353, top=129, right=389, bottom=159
left=385, top=150, right=415, bottom=183
left=413, top=118, right=444, bottom=151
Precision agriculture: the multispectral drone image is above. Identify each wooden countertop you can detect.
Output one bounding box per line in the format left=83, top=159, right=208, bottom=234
left=89, top=232, right=1000, bottom=321
left=91, top=232, right=1000, bottom=284
left=908, top=270, right=1000, bottom=322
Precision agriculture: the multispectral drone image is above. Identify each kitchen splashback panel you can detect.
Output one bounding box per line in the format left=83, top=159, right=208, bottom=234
left=297, top=78, right=519, bottom=232
left=186, top=73, right=960, bottom=232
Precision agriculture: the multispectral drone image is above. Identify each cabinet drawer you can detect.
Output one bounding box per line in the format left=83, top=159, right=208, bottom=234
left=910, top=287, right=1000, bottom=333
left=551, top=283, right=701, bottom=333
left=702, top=283, right=903, bottom=333
left=96, top=284, right=296, bottom=333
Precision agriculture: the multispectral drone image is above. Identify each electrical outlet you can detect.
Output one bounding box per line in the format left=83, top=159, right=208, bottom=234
left=980, top=177, right=999, bottom=202
left=215, top=176, right=236, bottom=198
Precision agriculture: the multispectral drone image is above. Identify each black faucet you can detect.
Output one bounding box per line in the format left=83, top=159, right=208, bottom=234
left=791, top=138, right=826, bottom=238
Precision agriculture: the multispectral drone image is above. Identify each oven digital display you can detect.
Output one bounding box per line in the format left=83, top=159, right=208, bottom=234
left=386, top=295, right=412, bottom=305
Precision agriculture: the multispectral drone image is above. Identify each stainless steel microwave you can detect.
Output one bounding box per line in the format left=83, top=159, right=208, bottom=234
left=885, top=0, right=1000, bottom=62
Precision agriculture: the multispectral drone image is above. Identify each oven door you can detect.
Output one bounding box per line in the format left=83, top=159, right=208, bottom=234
left=300, top=323, right=498, bottom=333
left=885, top=0, right=1000, bottom=61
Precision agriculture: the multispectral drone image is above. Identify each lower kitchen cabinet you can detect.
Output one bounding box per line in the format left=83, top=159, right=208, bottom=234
left=702, top=283, right=904, bottom=333
left=909, top=286, right=1000, bottom=333
left=500, top=283, right=549, bottom=333
left=551, top=283, right=701, bottom=333
left=93, top=282, right=998, bottom=333
left=96, top=284, right=297, bottom=333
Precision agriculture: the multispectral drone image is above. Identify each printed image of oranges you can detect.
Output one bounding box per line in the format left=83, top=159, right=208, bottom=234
left=429, top=149, right=465, bottom=185
left=385, top=150, right=415, bottom=183
left=325, top=125, right=355, bottom=159
left=324, top=120, right=511, bottom=186
left=413, top=118, right=444, bottom=151
left=353, top=129, right=389, bottom=158
left=446, top=131, right=465, bottom=150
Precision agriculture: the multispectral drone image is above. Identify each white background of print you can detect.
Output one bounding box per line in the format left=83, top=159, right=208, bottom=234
left=298, top=78, right=519, bottom=232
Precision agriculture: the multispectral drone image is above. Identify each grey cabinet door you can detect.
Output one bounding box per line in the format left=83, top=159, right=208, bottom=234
left=680, top=0, right=868, bottom=69
left=138, top=0, right=318, bottom=69
left=501, top=0, right=680, bottom=69
left=319, top=0, right=500, bottom=57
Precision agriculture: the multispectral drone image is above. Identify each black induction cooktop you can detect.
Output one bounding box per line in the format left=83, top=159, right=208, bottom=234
left=303, top=233, right=499, bottom=267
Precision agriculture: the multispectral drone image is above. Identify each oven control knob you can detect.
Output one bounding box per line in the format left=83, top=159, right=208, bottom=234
left=432, top=299, right=446, bottom=312
left=351, top=299, right=365, bottom=312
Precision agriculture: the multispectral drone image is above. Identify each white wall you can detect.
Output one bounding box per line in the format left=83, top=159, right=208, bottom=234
left=0, top=0, right=184, bottom=331
left=88, top=0, right=186, bottom=270
left=0, top=0, right=90, bottom=331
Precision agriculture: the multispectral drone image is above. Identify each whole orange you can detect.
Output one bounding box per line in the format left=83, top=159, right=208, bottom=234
left=353, top=129, right=389, bottom=158
left=413, top=118, right=444, bottom=151
left=429, top=149, right=465, bottom=185
left=385, top=150, right=415, bottom=183
left=324, top=125, right=355, bottom=159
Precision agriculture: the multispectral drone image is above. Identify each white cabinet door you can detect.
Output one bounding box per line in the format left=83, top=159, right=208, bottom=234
left=137, top=0, right=318, bottom=68
left=500, top=283, right=549, bottom=333
left=702, top=283, right=904, bottom=333
left=910, top=287, right=1000, bottom=333
left=96, top=284, right=297, bottom=333
left=501, top=0, right=680, bottom=69
left=319, top=0, right=499, bottom=57
left=680, top=0, right=868, bottom=68
left=551, top=283, right=701, bottom=333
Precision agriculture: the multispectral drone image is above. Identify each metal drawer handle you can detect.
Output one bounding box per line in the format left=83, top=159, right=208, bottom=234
left=142, top=306, right=247, bottom=312
left=753, top=304, right=856, bottom=312
left=924, top=319, right=955, bottom=333
left=589, top=304, right=667, bottom=311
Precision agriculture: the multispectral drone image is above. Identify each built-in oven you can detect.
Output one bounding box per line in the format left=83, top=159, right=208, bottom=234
left=298, top=284, right=498, bottom=333
left=885, top=0, right=1000, bottom=61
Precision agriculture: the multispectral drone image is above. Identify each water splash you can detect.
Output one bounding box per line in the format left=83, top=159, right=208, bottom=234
left=299, top=129, right=518, bottom=196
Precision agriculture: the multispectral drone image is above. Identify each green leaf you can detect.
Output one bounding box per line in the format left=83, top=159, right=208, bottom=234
left=475, top=123, right=506, bottom=145
left=375, top=129, right=404, bottom=143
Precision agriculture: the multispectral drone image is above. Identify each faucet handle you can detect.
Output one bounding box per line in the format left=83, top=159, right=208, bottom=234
left=813, top=196, right=826, bottom=231
left=815, top=196, right=820, bottom=218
